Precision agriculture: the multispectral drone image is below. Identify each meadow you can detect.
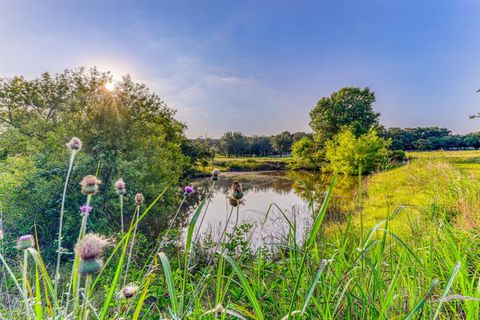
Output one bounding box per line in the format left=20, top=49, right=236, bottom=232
left=2, top=148, right=480, bottom=319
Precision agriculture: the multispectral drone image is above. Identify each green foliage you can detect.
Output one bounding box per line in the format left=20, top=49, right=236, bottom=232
left=325, top=128, right=391, bottom=175
left=309, top=87, right=380, bottom=145
left=290, top=136, right=322, bottom=170
left=0, top=68, right=188, bottom=258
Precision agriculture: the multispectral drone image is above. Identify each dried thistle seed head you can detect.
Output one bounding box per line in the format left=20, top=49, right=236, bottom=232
left=114, top=179, right=127, bottom=195
left=16, top=234, right=34, bottom=250
left=119, top=284, right=139, bottom=299
left=211, top=168, right=220, bottom=181
left=135, top=193, right=144, bottom=206
left=79, top=258, right=103, bottom=275
left=80, top=175, right=101, bottom=195
left=214, top=303, right=224, bottom=318
left=76, top=233, right=110, bottom=260
left=66, top=137, right=82, bottom=152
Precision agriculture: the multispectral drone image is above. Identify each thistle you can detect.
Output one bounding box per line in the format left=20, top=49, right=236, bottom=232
left=184, top=185, right=194, bottom=196
left=135, top=193, right=145, bottom=206
left=115, top=179, right=127, bottom=234
left=114, top=179, right=127, bottom=195
left=80, top=205, right=93, bottom=215
left=66, top=137, right=82, bottom=152
left=76, top=234, right=110, bottom=275
left=119, top=283, right=139, bottom=299
left=16, top=235, right=34, bottom=250
left=80, top=175, right=101, bottom=195
left=231, top=180, right=244, bottom=200
left=56, top=137, right=82, bottom=296
left=227, top=180, right=245, bottom=207
left=212, top=168, right=220, bottom=181
left=215, top=303, right=225, bottom=318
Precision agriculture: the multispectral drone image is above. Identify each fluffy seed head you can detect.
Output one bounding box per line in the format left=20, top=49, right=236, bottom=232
left=119, top=284, right=139, bottom=299
left=135, top=193, right=145, bottom=206
left=17, top=234, right=34, bottom=250
left=80, top=175, right=101, bottom=195
left=114, top=179, right=127, bottom=195
left=231, top=180, right=244, bottom=200
left=76, top=233, right=110, bottom=260
left=66, top=137, right=82, bottom=152
left=215, top=303, right=224, bottom=318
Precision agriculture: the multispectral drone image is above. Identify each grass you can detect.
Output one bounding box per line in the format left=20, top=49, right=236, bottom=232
left=198, top=155, right=292, bottom=174
left=2, top=149, right=480, bottom=318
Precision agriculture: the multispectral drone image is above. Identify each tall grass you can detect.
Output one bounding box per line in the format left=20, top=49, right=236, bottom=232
left=0, top=144, right=480, bottom=319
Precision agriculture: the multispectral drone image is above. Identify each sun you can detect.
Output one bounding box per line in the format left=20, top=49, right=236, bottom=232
left=104, top=81, right=115, bottom=92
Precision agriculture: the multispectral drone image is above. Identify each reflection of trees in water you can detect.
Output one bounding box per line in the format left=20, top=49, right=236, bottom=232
left=289, top=171, right=357, bottom=223
left=161, top=171, right=358, bottom=239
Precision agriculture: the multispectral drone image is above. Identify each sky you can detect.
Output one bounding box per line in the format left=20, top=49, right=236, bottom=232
left=0, top=0, right=479, bottom=138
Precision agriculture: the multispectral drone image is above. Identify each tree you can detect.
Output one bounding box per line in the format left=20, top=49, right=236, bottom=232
left=291, top=136, right=322, bottom=169
left=310, top=87, right=380, bottom=145
left=325, top=129, right=391, bottom=175
left=0, top=68, right=188, bottom=257
left=219, top=131, right=249, bottom=156
left=271, top=131, right=293, bottom=154
left=249, top=135, right=273, bottom=156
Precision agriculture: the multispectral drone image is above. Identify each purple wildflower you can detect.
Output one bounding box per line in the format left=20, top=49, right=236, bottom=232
left=80, top=205, right=93, bottom=215
left=184, top=185, right=194, bottom=194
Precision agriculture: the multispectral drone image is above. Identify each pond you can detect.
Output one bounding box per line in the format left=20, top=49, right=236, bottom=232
left=182, top=171, right=358, bottom=247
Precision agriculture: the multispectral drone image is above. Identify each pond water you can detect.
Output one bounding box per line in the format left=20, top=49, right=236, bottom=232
left=183, top=171, right=358, bottom=247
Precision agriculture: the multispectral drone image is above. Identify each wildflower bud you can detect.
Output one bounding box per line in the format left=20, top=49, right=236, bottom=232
left=120, top=284, right=139, bottom=299
left=80, top=175, right=101, bottom=195
left=114, top=179, right=127, bottom=195
left=214, top=303, right=224, bottom=318
left=17, top=235, right=34, bottom=250
left=66, top=137, right=82, bottom=152
left=212, top=168, right=220, bottom=181
left=231, top=180, right=244, bottom=200
left=79, top=259, right=103, bottom=275
left=135, top=193, right=145, bottom=206
left=184, top=185, right=194, bottom=196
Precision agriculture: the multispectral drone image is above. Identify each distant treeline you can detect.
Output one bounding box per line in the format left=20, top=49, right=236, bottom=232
left=190, top=131, right=310, bottom=157
left=189, top=127, right=480, bottom=158
left=380, top=127, right=480, bottom=151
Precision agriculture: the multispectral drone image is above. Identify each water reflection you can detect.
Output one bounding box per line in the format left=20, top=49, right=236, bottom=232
left=183, top=171, right=357, bottom=245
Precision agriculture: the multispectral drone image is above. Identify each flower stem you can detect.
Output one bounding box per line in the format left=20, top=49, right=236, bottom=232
left=82, top=275, right=91, bottom=320
left=120, top=194, right=124, bottom=235
left=65, top=194, right=91, bottom=317
left=23, top=250, right=30, bottom=320
left=54, top=151, right=76, bottom=297
left=123, top=205, right=140, bottom=287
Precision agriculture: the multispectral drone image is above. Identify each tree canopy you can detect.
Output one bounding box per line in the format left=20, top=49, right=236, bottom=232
left=0, top=68, right=189, bottom=257
left=309, top=87, right=380, bottom=144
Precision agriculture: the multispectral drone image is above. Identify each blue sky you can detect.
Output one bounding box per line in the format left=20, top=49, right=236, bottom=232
left=0, top=0, right=479, bottom=137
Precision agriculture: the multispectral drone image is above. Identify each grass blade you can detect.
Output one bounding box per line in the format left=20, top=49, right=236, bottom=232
left=159, top=252, right=179, bottom=316
left=433, top=261, right=461, bottom=320
left=222, top=252, right=264, bottom=320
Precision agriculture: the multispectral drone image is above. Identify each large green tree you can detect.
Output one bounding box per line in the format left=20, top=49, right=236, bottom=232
left=309, top=87, right=380, bottom=145
left=0, top=68, right=188, bottom=257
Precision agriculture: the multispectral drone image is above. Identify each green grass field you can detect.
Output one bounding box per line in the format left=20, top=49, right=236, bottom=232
left=5, top=150, right=480, bottom=319
left=198, top=155, right=293, bottom=174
